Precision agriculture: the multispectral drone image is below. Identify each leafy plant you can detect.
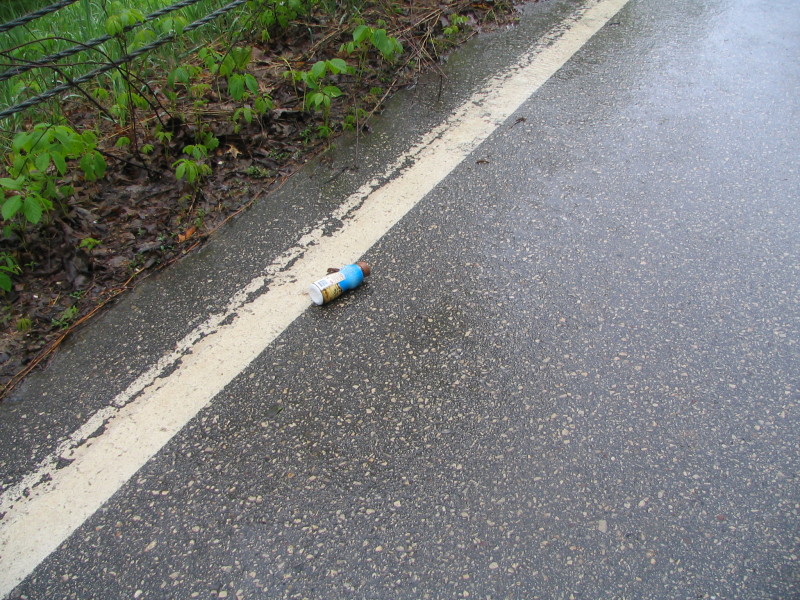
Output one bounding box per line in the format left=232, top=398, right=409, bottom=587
left=173, top=132, right=218, bottom=185
left=1, top=124, right=106, bottom=227
left=79, top=237, right=102, bottom=251
left=199, top=45, right=259, bottom=102
left=173, top=157, right=212, bottom=185
left=228, top=72, right=260, bottom=102
left=102, top=3, right=156, bottom=152
left=156, top=15, right=189, bottom=37
left=443, top=14, right=470, bottom=37
left=0, top=252, right=21, bottom=293
left=167, top=64, right=202, bottom=90
left=340, top=24, right=403, bottom=62
left=154, top=126, right=174, bottom=146
left=285, top=59, right=352, bottom=127
left=244, top=0, right=316, bottom=41
left=103, top=2, right=145, bottom=37
left=246, top=165, right=273, bottom=178
left=342, top=107, right=369, bottom=131
left=51, top=304, right=79, bottom=329
left=232, top=93, right=274, bottom=133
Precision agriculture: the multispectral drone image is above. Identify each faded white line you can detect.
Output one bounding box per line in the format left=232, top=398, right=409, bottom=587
left=0, top=0, right=630, bottom=595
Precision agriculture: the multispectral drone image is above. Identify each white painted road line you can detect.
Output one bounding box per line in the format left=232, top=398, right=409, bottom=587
left=0, top=0, right=631, bottom=595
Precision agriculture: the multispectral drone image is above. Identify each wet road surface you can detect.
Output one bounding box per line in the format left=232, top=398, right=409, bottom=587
left=2, top=0, right=799, bottom=598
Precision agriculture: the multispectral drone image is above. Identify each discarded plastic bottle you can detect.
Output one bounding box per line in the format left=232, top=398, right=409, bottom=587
left=308, top=262, right=371, bottom=305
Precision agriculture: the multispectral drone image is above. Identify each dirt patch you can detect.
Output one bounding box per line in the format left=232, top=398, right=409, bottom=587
left=0, top=0, right=530, bottom=397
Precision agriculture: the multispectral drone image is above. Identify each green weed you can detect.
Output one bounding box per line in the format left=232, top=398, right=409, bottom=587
left=246, top=165, right=273, bottom=178
left=1, top=124, right=106, bottom=228
left=340, top=24, right=403, bottom=62
left=0, top=252, right=21, bottom=293
left=79, top=237, right=102, bottom=251
left=284, top=58, right=352, bottom=128
left=51, top=304, right=79, bottom=330
left=15, top=317, right=33, bottom=333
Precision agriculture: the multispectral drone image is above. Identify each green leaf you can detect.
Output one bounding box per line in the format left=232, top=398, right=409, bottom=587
left=79, top=237, right=101, bottom=250
left=79, top=153, right=93, bottom=178
left=131, top=29, right=155, bottom=49
left=92, top=152, right=107, bottom=179
left=22, top=196, right=43, bottom=224
left=228, top=74, right=245, bottom=101
left=327, top=58, right=348, bottom=74
left=43, top=179, right=56, bottom=200
left=307, top=92, right=323, bottom=108
left=245, top=74, right=259, bottom=94
left=254, top=94, right=273, bottom=113
left=0, top=273, right=11, bottom=293
left=11, top=155, right=27, bottom=177
left=81, top=131, right=98, bottom=147
left=0, top=177, right=23, bottom=191
left=372, top=28, right=389, bottom=48
left=79, top=151, right=106, bottom=181
left=353, top=24, right=370, bottom=44
left=371, top=29, right=400, bottom=60
left=219, top=54, right=236, bottom=77
left=300, top=71, right=318, bottom=89
left=12, top=131, right=33, bottom=154
left=185, top=164, right=198, bottom=184
left=53, top=126, right=76, bottom=148
left=173, top=16, right=188, bottom=34
left=114, top=92, right=129, bottom=108
left=169, top=66, right=186, bottom=87
left=203, top=134, right=219, bottom=151
left=105, top=14, right=123, bottom=35
left=34, top=152, right=50, bottom=173
left=231, top=46, right=252, bottom=70
left=323, top=85, right=343, bottom=98
left=310, top=61, right=327, bottom=79
left=51, top=151, right=67, bottom=175
left=132, top=93, right=149, bottom=110
left=2, top=196, right=22, bottom=221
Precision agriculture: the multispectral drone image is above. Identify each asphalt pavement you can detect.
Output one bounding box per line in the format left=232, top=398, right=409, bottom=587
left=1, top=0, right=799, bottom=598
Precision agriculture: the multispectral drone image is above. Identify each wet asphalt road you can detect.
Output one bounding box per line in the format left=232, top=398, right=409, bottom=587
left=3, top=0, right=800, bottom=598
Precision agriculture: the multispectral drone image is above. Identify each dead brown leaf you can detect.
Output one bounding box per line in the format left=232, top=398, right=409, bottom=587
left=177, top=226, right=197, bottom=243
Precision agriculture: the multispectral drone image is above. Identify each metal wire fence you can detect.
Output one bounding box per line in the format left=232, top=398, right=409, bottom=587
left=0, top=0, right=211, bottom=84
left=0, top=0, right=81, bottom=35
left=0, top=0, right=247, bottom=121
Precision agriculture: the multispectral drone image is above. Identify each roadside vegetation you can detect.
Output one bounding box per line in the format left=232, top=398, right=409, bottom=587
left=0, top=0, right=524, bottom=397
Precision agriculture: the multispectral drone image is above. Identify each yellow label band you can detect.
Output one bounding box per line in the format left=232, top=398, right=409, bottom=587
left=320, top=283, right=343, bottom=304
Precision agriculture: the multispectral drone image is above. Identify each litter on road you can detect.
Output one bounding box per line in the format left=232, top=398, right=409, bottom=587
left=308, top=261, right=371, bottom=305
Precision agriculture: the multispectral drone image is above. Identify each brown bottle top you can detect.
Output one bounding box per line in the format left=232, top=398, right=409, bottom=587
left=356, top=262, right=371, bottom=277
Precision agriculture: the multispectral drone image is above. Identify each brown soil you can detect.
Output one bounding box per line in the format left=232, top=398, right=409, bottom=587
left=0, top=0, right=529, bottom=398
